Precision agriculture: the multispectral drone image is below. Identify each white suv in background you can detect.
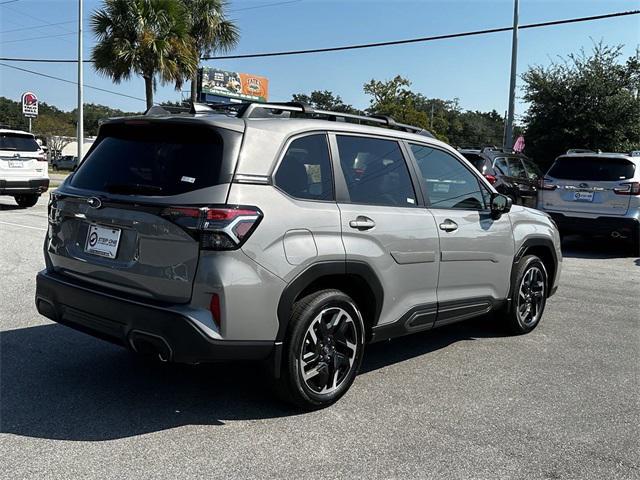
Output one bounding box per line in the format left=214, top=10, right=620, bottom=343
left=0, top=127, right=50, bottom=207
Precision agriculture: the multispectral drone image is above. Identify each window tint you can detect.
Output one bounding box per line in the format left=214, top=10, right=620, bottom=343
left=71, top=123, right=233, bottom=196
left=410, top=144, right=486, bottom=210
left=337, top=135, right=416, bottom=207
left=461, top=153, right=486, bottom=173
left=494, top=157, right=509, bottom=175
left=507, top=158, right=527, bottom=178
left=274, top=134, right=334, bottom=201
left=523, top=158, right=542, bottom=180
left=0, top=132, right=39, bottom=152
left=548, top=156, right=635, bottom=181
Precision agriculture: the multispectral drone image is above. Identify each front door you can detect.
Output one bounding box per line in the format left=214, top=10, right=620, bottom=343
left=408, top=143, right=514, bottom=326
left=331, top=133, right=440, bottom=332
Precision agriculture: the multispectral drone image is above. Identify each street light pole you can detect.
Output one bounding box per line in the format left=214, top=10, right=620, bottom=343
left=504, top=0, right=519, bottom=150
left=77, top=0, right=84, bottom=161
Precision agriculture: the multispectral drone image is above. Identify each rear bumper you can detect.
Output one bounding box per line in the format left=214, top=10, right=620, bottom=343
left=35, top=270, right=274, bottom=364
left=548, top=212, right=639, bottom=237
left=0, top=178, right=49, bottom=195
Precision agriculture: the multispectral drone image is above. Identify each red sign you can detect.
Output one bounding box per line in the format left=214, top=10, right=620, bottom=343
left=21, top=91, right=38, bottom=117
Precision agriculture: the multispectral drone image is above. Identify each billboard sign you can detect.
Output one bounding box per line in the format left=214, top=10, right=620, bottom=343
left=200, top=68, right=268, bottom=102
left=21, top=91, right=38, bottom=117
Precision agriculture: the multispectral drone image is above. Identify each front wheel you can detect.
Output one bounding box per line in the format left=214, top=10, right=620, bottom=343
left=503, top=255, right=548, bottom=334
left=276, top=289, right=365, bottom=409
left=14, top=194, right=39, bottom=208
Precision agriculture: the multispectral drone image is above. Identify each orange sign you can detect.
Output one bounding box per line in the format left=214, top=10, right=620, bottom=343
left=200, top=68, right=269, bottom=102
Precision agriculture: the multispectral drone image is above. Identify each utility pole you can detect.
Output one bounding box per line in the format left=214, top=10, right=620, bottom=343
left=77, top=0, right=84, bottom=161
left=504, top=0, right=519, bottom=150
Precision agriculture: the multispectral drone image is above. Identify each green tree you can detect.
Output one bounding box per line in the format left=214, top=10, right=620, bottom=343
left=363, top=76, right=430, bottom=132
left=33, top=114, right=76, bottom=158
left=91, top=0, right=198, bottom=109
left=522, top=42, right=640, bottom=166
left=291, top=90, right=360, bottom=113
left=182, top=0, right=239, bottom=104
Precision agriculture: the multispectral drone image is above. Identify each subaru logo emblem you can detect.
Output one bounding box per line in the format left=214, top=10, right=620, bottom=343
left=87, top=197, right=102, bottom=209
left=13, top=153, right=21, bottom=158
left=578, top=183, right=589, bottom=189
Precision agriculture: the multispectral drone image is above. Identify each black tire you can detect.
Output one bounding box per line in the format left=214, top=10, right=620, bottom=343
left=14, top=194, right=39, bottom=208
left=503, top=255, right=548, bottom=334
left=276, top=289, right=365, bottom=409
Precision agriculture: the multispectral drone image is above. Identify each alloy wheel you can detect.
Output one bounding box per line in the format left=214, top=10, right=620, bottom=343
left=517, top=266, right=545, bottom=326
left=299, top=307, right=358, bottom=394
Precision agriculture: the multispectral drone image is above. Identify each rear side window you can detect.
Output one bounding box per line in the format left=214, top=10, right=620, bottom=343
left=274, top=134, right=334, bottom=201
left=71, top=123, right=235, bottom=196
left=548, top=156, right=636, bottom=181
left=0, top=133, right=39, bottom=152
left=337, top=135, right=416, bottom=207
left=507, top=158, right=527, bottom=178
left=523, top=158, right=542, bottom=180
left=461, top=153, right=486, bottom=173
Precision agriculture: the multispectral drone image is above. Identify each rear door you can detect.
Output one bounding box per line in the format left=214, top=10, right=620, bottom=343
left=332, top=134, right=440, bottom=330
left=541, top=155, right=634, bottom=216
left=408, top=143, right=514, bottom=322
left=47, top=121, right=241, bottom=303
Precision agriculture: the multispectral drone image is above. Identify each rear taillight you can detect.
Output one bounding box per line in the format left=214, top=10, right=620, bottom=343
left=540, top=178, right=557, bottom=190
left=36, top=152, right=47, bottom=162
left=161, top=205, right=262, bottom=250
left=613, top=182, right=640, bottom=195
left=484, top=174, right=497, bottom=185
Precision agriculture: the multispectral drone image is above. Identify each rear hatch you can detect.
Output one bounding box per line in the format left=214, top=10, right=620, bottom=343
left=541, top=155, right=636, bottom=216
left=0, top=131, right=46, bottom=179
left=47, top=120, right=242, bottom=303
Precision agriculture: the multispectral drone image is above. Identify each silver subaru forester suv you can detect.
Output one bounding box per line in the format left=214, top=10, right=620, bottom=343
left=539, top=151, right=640, bottom=254
left=36, top=102, right=561, bottom=408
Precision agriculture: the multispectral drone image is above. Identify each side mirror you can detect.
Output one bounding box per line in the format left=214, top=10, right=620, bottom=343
left=490, top=193, right=512, bottom=219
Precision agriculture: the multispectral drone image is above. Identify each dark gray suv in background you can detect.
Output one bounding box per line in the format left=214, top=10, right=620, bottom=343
left=36, top=102, right=561, bottom=408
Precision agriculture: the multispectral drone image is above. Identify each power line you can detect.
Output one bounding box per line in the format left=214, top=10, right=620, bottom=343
left=1, top=32, right=76, bottom=44
left=0, top=62, right=147, bottom=103
left=0, top=20, right=76, bottom=35
left=0, top=10, right=638, bottom=64
left=228, top=0, right=301, bottom=13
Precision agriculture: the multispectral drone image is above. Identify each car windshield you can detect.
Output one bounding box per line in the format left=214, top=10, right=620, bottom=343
left=0, top=132, right=40, bottom=152
left=70, top=122, right=233, bottom=196
left=548, top=156, right=635, bottom=181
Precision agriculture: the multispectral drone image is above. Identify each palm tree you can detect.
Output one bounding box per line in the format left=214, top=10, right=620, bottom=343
left=182, top=0, right=239, bottom=104
left=91, top=0, right=198, bottom=110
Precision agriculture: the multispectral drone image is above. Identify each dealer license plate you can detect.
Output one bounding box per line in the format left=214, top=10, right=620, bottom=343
left=85, top=224, right=121, bottom=258
left=573, top=191, right=594, bottom=202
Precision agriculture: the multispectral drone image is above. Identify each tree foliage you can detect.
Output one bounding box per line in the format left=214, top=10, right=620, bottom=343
left=182, top=0, right=239, bottom=103
left=91, top=0, right=198, bottom=109
left=522, top=42, right=640, bottom=166
left=291, top=90, right=359, bottom=113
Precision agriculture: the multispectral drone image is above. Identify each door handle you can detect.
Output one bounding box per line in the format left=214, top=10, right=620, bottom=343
left=439, top=219, right=458, bottom=232
left=349, top=216, right=376, bottom=230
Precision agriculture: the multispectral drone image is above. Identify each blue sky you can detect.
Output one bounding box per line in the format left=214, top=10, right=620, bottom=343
left=1, top=0, right=638, bottom=118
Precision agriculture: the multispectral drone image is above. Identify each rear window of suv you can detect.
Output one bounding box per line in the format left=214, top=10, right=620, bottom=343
left=71, top=123, right=236, bottom=196
left=0, top=132, right=40, bottom=152
left=548, top=156, right=635, bottom=181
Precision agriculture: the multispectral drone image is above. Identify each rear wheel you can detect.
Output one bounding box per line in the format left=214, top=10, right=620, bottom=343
left=276, top=289, right=365, bottom=409
left=503, top=255, right=548, bottom=334
left=14, top=194, right=39, bottom=208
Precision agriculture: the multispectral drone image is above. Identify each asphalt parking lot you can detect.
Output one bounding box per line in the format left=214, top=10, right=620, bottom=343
left=1, top=193, right=638, bottom=480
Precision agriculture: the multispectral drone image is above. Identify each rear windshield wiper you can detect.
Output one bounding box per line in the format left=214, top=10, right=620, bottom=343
left=104, top=183, right=163, bottom=195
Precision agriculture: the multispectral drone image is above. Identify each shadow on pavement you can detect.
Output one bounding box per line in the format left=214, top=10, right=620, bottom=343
left=561, top=234, right=637, bottom=260
left=0, top=317, right=502, bottom=441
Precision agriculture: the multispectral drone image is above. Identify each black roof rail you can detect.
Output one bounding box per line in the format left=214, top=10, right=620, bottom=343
left=188, top=101, right=435, bottom=137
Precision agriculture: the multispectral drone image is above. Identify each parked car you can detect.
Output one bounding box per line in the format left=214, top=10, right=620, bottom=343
left=459, top=147, right=543, bottom=208
left=539, top=151, right=640, bottom=253
left=35, top=102, right=561, bottom=408
left=0, top=127, right=49, bottom=207
left=52, top=155, right=78, bottom=171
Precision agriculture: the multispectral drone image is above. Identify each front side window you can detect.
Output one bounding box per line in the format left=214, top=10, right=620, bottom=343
left=274, top=134, right=334, bottom=201
left=410, top=144, right=486, bottom=210
left=337, top=135, right=416, bottom=207
left=507, top=157, right=527, bottom=178
left=523, top=158, right=542, bottom=180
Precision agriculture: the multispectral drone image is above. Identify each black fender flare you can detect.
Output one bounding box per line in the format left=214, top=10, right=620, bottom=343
left=508, top=236, right=559, bottom=305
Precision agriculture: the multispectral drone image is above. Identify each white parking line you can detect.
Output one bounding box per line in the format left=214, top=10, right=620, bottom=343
left=0, top=220, right=47, bottom=231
